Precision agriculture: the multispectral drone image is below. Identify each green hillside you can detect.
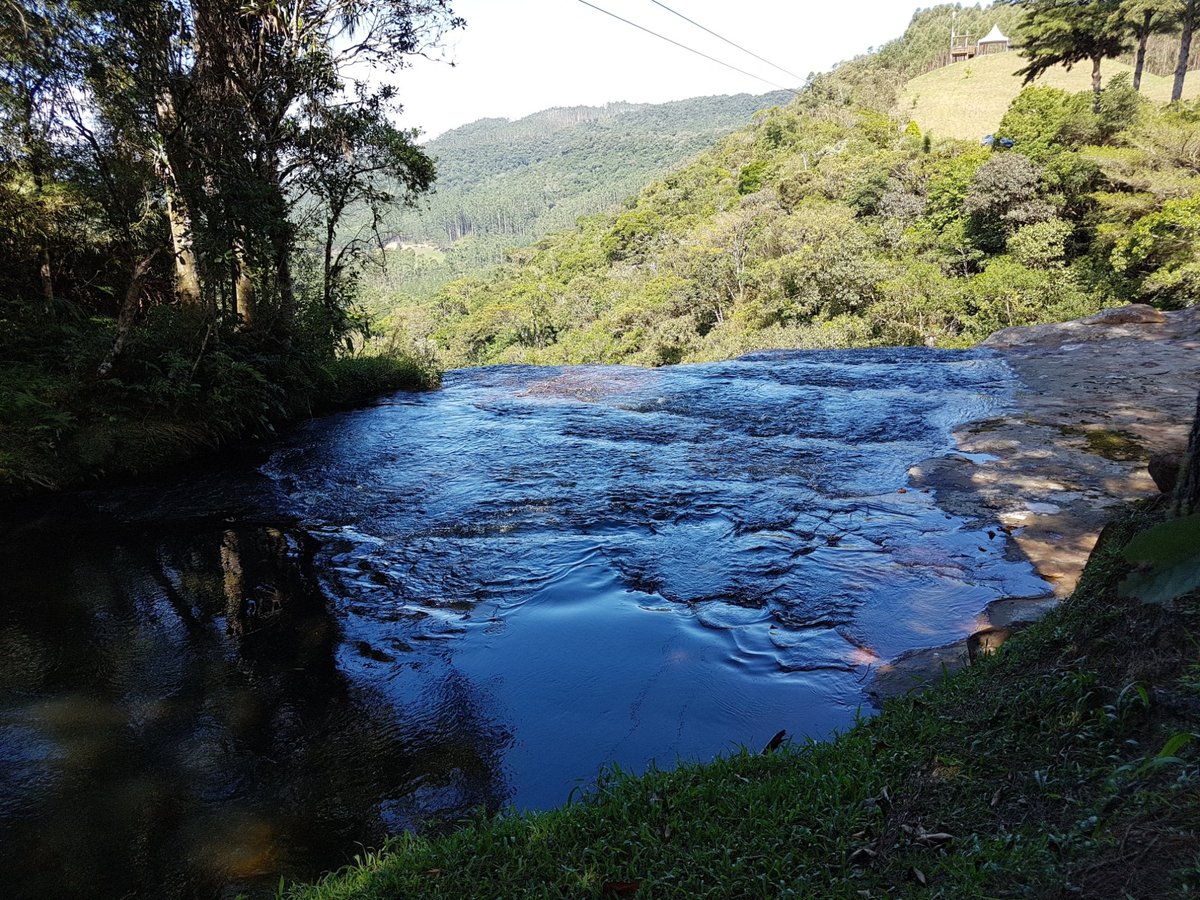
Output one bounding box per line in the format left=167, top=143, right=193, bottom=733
left=378, top=3, right=1198, bottom=370
left=355, top=93, right=792, bottom=305
left=903, top=52, right=1200, bottom=141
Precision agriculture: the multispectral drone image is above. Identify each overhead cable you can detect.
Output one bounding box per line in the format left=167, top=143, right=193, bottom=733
left=647, top=0, right=805, bottom=83
left=574, top=0, right=800, bottom=95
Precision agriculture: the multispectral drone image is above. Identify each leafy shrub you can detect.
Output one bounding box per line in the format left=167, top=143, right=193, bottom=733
left=997, top=86, right=1074, bottom=161
left=1007, top=219, right=1073, bottom=270
left=965, top=153, right=1055, bottom=251
left=1111, top=196, right=1200, bottom=308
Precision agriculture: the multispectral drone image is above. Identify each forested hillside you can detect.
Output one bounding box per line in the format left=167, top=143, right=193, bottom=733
left=354, top=93, right=792, bottom=304
left=383, top=2, right=1199, bottom=369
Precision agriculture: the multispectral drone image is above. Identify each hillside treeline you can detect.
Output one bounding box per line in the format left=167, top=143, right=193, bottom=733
left=387, top=3, right=1198, bottom=368
left=351, top=93, right=793, bottom=304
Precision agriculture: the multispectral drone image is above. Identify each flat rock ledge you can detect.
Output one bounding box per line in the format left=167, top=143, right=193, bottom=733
left=869, top=304, right=1200, bottom=703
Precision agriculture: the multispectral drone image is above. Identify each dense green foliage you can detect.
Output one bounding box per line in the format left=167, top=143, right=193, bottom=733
left=0, top=1, right=456, bottom=493
left=290, top=502, right=1200, bottom=899
left=379, top=4, right=1197, bottom=370
left=0, top=308, right=440, bottom=493
left=352, top=93, right=793, bottom=305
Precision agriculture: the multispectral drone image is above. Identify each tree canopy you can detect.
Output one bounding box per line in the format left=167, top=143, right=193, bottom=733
left=1016, top=0, right=1134, bottom=111
left=373, top=4, right=1198, bottom=371
left=1, top=0, right=462, bottom=352
left=1, top=1, right=460, bottom=490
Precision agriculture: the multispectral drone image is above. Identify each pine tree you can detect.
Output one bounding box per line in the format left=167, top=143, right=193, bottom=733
left=1016, top=0, right=1134, bottom=112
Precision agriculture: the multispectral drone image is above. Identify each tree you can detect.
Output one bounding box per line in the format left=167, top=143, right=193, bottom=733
left=2, top=0, right=462, bottom=373
left=1111, top=196, right=1200, bottom=305
left=1016, top=0, right=1133, bottom=113
left=1121, top=1, right=1177, bottom=91
left=1173, top=0, right=1199, bottom=101
left=964, top=153, right=1056, bottom=251
left=0, top=0, right=79, bottom=310
left=293, top=88, right=437, bottom=348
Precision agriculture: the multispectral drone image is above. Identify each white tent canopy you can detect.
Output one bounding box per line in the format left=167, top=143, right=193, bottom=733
left=978, top=25, right=1009, bottom=45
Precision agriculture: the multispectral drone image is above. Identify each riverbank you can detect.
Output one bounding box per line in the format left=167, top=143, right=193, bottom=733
left=291, top=499, right=1200, bottom=898
left=0, top=344, right=439, bottom=501
left=871, top=304, right=1200, bottom=699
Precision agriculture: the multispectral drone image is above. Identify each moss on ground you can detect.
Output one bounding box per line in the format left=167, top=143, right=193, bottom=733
left=1056, top=424, right=1147, bottom=462
left=289, top=503, right=1200, bottom=899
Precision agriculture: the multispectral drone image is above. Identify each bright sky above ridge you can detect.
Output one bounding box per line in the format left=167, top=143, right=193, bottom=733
left=388, top=0, right=924, bottom=140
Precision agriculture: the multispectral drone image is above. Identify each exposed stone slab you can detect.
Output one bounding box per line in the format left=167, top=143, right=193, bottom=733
left=869, top=304, right=1200, bottom=704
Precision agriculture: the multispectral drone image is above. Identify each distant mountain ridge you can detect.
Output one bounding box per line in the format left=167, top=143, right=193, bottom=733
left=398, top=91, right=795, bottom=244
left=355, top=91, right=794, bottom=306
left=381, top=2, right=1199, bottom=370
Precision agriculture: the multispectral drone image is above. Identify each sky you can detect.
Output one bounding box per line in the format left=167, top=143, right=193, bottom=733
left=383, top=0, right=925, bottom=140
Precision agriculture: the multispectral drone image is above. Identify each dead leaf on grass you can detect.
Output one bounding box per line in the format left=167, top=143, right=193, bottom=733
left=602, top=881, right=642, bottom=896
left=849, top=847, right=878, bottom=865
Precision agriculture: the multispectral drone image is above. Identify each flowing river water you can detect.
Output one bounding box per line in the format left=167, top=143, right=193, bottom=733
left=0, top=349, right=1052, bottom=898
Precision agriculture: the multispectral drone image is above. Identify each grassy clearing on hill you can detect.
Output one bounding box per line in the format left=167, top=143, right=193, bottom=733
left=902, top=53, right=1200, bottom=141
left=289, top=502, right=1200, bottom=899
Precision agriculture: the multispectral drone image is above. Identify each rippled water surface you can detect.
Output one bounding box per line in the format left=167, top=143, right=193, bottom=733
left=0, top=349, right=1051, bottom=898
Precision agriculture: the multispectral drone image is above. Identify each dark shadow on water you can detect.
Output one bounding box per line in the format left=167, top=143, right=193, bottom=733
left=0, top=523, right=509, bottom=899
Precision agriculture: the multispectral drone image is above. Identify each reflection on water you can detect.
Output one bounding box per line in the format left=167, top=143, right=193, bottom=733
left=0, top=348, right=1051, bottom=898
left=0, top=526, right=507, bottom=899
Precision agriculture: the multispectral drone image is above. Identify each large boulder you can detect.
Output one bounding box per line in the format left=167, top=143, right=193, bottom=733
left=1149, top=450, right=1182, bottom=494
left=982, top=303, right=1168, bottom=349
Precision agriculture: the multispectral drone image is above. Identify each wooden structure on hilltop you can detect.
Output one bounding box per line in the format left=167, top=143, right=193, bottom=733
left=950, top=30, right=976, bottom=63
left=949, top=19, right=1011, bottom=64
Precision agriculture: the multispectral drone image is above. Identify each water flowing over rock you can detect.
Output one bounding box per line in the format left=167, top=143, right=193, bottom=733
left=0, top=347, right=1053, bottom=898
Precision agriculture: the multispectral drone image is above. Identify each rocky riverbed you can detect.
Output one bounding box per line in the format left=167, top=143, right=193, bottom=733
left=870, top=304, right=1200, bottom=699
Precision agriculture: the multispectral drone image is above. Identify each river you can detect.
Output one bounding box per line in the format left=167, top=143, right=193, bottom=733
left=0, top=349, right=1051, bottom=898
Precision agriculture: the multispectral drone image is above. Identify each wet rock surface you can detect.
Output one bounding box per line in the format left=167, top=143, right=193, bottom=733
left=870, top=305, right=1200, bottom=701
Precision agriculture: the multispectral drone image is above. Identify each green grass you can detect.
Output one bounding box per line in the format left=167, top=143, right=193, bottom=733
left=289, top=504, right=1200, bottom=899
left=901, top=53, right=1200, bottom=141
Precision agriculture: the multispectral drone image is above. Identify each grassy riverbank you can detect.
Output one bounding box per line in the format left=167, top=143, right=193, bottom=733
left=0, top=319, right=439, bottom=498
left=290, top=503, right=1200, bottom=899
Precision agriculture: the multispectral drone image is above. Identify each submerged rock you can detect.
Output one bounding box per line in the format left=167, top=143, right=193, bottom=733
left=967, top=625, right=1014, bottom=663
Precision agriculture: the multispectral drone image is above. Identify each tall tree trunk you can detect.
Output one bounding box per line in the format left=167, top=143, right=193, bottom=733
left=1091, top=55, right=1103, bottom=114
left=262, top=152, right=295, bottom=333
left=97, top=251, right=158, bottom=378
left=233, top=240, right=255, bottom=325
left=164, top=186, right=203, bottom=306
left=1175, top=0, right=1198, bottom=103
left=1134, top=11, right=1152, bottom=92
left=323, top=214, right=337, bottom=313
left=275, top=235, right=296, bottom=330
left=1176, top=390, right=1200, bottom=515
left=155, top=91, right=203, bottom=307
left=38, top=245, right=54, bottom=312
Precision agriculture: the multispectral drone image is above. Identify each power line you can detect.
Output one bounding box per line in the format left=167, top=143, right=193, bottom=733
left=646, top=0, right=805, bottom=84
left=574, top=0, right=799, bottom=95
